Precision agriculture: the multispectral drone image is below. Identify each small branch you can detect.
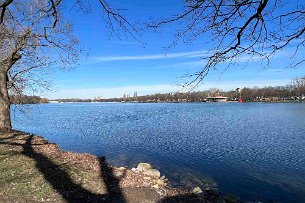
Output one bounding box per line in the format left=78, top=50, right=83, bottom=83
left=0, top=0, right=13, bottom=24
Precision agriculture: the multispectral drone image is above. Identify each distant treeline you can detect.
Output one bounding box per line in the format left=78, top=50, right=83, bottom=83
left=52, top=76, right=305, bottom=103
left=10, top=95, right=49, bottom=104
left=96, top=76, right=305, bottom=103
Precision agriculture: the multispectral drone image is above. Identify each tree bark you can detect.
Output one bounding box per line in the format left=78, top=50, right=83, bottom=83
left=0, top=67, right=11, bottom=132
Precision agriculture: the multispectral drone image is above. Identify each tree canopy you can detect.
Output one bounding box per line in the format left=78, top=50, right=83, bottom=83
left=151, top=0, right=305, bottom=87
left=0, top=0, right=133, bottom=131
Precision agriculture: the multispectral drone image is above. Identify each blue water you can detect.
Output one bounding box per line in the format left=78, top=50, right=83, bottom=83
left=11, top=102, right=305, bottom=203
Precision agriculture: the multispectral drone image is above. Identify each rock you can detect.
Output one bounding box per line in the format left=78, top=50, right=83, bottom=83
left=211, top=187, right=219, bottom=192
left=117, top=166, right=126, bottom=171
left=157, top=190, right=164, bottom=196
left=160, top=175, right=166, bottom=180
left=152, top=184, right=159, bottom=189
left=137, top=163, right=152, bottom=171
left=224, top=194, right=240, bottom=203
left=143, top=169, right=161, bottom=178
left=113, top=171, right=124, bottom=178
left=143, top=177, right=151, bottom=180
left=131, top=168, right=137, bottom=171
left=211, top=182, right=218, bottom=187
left=204, top=187, right=211, bottom=191
left=141, top=201, right=155, bottom=203
left=156, top=179, right=167, bottom=187
left=211, top=188, right=219, bottom=193
left=193, top=186, right=203, bottom=194
left=206, top=187, right=220, bottom=197
left=217, top=198, right=226, bottom=203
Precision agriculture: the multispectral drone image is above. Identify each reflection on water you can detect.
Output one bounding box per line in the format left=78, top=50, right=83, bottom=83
left=12, top=102, right=305, bottom=203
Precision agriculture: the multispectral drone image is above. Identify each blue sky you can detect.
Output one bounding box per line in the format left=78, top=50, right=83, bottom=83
left=45, top=0, right=305, bottom=99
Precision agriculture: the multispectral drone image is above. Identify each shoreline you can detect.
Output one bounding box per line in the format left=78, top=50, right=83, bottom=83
left=0, top=130, right=242, bottom=203
left=20, top=100, right=305, bottom=105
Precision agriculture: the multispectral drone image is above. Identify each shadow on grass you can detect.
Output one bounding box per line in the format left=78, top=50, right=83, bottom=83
left=0, top=132, right=126, bottom=203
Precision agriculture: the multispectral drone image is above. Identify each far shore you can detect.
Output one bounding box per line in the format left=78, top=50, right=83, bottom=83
left=29, top=100, right=305, bottom=104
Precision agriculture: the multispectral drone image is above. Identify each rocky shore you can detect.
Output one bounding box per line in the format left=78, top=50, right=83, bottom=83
left=0, top=131, right=244, bottom=203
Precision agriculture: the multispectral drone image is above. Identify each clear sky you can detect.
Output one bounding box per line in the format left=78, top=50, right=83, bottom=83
left=45, top=0, right=305, bottom=99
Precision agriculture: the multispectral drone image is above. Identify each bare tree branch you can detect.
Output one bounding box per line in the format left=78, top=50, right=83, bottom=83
left=150, top=0, right=305, bottom=88
left=98, top=0, right=143, bottom=43
left=0, top=0, right=13, bottom=23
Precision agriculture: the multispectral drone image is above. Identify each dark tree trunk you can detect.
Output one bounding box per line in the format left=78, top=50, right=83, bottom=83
left=0, top=68, right=11, bottom=132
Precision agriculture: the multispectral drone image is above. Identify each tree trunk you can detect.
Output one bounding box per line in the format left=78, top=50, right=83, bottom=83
left=0, top=68, right=11, bottom=132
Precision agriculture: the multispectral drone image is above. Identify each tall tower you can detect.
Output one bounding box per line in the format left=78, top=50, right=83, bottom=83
left=133, top=91, right=138, bottom=98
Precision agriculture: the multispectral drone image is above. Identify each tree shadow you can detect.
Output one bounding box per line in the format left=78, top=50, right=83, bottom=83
left=99, top=156, right=126, bottom=203
left=0, top=132, right=126, bottom=203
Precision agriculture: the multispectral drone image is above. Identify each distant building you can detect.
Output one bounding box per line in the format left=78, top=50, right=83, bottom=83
left=207, top=96, right=228, bottom=102
left=133, top=91, right=138, bottom=98
left=94, top=96, right=102, bottom=100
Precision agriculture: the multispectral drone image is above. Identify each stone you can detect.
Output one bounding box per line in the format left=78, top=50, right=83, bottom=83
left=113, top=171, right=124, bottom=178
left=117, top=166, right=126, bottom=171
left=141, top=201, right=155, bottom=203
left=143, top=182, right=150, bottom=187
left=180, top=176, right=195, bottom=186
left=211, top=188, right=219, bottom=193
left=152, top=184, right=159, bottom=189
left=137, top=163, right=152, bottom=171
left=206, top=188, right=220, bottom=196
left=193, top=186, right=203, bottom=194
left=224, top=194, right=240, bottom=203
left=160, top=175, right=166, bottom=180
left=156, top=179, right=167, bottom=186
left=143, top=177, right=151, bottom=180
left=204, top=187, right=211, bottom=191
left=211, top=182, right=218, bottom=187
left=157, top=190, right=164, bottom=196
left=217, top=198, right=226, bottom=203
left=143, top=169, right=161, bottom=178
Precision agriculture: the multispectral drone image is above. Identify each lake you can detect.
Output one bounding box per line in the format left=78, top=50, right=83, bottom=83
left=11, top=102, right=305, bottom=203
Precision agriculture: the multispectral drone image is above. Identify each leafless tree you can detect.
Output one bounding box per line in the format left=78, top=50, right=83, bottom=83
left=0, top=0, right=137, bottom=132
left=291, top=76, right=305, bottom=97
left=0, top=0, right=77, bottom=131
left=150, top=0, right=305, bottom=88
